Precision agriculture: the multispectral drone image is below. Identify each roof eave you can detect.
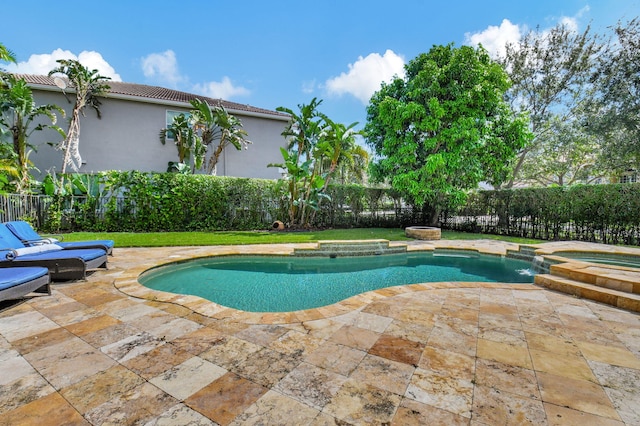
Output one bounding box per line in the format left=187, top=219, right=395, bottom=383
left=27, top=82, right=291, bottom=122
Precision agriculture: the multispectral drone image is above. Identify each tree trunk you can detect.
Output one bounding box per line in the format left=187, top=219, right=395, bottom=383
left=208, top=143, right=226, bottom=174
left=421, top=204, right=440, bottom=226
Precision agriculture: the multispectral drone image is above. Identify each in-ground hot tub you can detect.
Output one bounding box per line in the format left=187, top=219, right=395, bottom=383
left=405, top=226, right=441, bottom=240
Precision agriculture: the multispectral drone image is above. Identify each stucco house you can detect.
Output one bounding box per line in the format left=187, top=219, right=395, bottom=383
left=19, top=74, right=290, bottom=179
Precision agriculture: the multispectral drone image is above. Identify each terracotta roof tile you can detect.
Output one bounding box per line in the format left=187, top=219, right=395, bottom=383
left=15, top=74, right=289, bottom=119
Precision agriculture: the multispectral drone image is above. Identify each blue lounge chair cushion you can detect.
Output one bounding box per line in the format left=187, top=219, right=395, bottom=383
left=0, top=224, right=105, bottom=262
left=0, top=266, right=49, bottom=291
left=5, top=221, right=114, bottom=254
left=3, top=247, right=106, bottom=263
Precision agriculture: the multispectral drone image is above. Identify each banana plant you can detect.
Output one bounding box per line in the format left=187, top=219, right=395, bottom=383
left=0, top=75, right=65, bottom=192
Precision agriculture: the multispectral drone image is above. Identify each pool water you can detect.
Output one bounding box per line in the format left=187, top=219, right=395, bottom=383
left=556, top=252, right=640, bottom=269
left=139, top=252, right=534, bottom=312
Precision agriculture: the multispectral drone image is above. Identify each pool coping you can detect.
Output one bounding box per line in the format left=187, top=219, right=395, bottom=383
left=113, top=240, right=542, bottom=324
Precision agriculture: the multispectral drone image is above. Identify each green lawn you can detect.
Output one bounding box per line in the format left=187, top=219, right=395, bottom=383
left=59, top=228, right=543, bottom=247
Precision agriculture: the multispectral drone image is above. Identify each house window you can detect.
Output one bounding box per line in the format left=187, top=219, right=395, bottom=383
left=621, top=173, right=637, bottom=184
left=165, top=110, right=190, bottom=139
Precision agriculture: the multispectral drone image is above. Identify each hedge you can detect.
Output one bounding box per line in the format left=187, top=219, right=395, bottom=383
left=25, top=171, right=406, bottom=232
left=443, top=183, right=640, bottom=245
left=5, top=172, right=640, bottom=246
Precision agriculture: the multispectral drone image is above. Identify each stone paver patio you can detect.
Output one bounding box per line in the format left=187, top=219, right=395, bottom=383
left=0, top=241, right=639, bottom=425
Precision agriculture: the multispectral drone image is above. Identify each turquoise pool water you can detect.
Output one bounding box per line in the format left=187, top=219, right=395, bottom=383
left=139, top=252, right=534, bottom=312
left=555, top=252, right=640, bottom=269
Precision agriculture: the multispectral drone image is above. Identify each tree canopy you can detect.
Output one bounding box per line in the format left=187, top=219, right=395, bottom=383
left=589, top=18, right=640, bottom=173
left=498, top=23, right=603, bottom=187
left=365, top=44, right=531, bottom=224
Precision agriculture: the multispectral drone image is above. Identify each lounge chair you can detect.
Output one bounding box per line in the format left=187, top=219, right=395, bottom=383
left=0, top=224, right=108, bottom=281
left=0, top=266, right=50, bottom=301
left=5, top=221, right=115, bottom=255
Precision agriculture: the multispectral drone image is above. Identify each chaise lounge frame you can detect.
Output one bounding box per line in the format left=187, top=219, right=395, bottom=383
left=0, top=249, right=108, bottom=281
left=0, top=268, right=50, bottom=302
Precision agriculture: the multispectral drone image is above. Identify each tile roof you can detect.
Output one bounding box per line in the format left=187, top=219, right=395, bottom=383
left=16, top=74, right=289, bottom=119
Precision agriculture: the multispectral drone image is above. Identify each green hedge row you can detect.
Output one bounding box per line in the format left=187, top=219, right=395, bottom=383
left=447, top=183, right=640, bottom=244
left=31, top=172, right=640, bottom=246
left=41, top=171, right=404, bottom=232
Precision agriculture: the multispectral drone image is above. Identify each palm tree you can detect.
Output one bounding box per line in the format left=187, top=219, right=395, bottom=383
left=276, top=97, right=323, bottom=165
left=336, top=143, right=370, bottom=185
left=0, top=43, right=16, bottom=64
left=159, top=113, right=205, bottom=173
left=315, top=117, right=366, bottom=188
left=189, top=99, right=251, bottom=175
left=0, top=75, right=65, bottom=191
left=48, top=59, right=110, bottom=173
left=0, top=42, right=17, bottom=91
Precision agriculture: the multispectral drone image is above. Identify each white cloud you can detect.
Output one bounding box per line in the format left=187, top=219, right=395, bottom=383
left=302, top=79, right=316, bottom=94
left=465, top=7, right=591, bottom=59
left=559, top=5, right=590, bottom=33
left=325, top=49, right=405, bottom=104
left=464, top=19, right=523, bottom=58
left=141, top=50, right=184, bottom=88
left=5, top=48, right=122, bottom=81
left=142, top=50, right=249, bottom=100
left=192, top=77, right=250, bottom=99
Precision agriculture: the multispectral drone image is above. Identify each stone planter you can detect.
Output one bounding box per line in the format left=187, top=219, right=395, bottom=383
left=405, top=226, right=441, bottom=240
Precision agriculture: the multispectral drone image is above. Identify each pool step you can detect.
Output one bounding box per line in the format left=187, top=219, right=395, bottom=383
left=506, top=245, right=538, bottom=262
left=294, top=239, right=407, bottom=257
left=546, top=259, right=640, bottom=295
left=535, top=274, right=640, bottom=313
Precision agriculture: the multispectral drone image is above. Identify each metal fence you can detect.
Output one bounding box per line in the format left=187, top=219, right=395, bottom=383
left=4, top=193, right=639, bottom=246
left=440, top=212, right=640, bottom=246
left=0, top=194, right=424, bottom=231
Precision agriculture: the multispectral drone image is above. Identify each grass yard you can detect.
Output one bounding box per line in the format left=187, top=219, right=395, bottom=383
left=60, top=228, right=543, bottom=247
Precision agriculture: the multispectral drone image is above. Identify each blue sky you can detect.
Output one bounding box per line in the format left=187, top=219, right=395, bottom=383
left=3, top=0, right=638, bottom=131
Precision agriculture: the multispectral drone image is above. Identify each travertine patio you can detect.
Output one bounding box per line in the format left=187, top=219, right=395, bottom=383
left=0, top=241, right=639, bottom=425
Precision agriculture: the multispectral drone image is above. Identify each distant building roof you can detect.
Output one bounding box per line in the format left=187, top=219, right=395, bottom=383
left=16, top=74, right=289, bottom=120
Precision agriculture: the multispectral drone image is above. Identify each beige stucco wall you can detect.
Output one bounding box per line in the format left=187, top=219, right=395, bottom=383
left=29, top=89, right=288, bottom=179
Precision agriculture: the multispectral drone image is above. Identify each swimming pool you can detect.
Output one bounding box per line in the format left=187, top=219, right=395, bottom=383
left=553, top=251, right=640, bottom=269
left=139, top=252, right=534, bottom=312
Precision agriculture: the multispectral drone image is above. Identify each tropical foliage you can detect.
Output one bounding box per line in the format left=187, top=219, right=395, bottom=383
left=0, top=75, right=65, bottom=191
left=365, top=44, right=531, bottom=225
left=0, top=43, right=66, bottom=192
left=48, top=59, right=111, bottom=173
left=159, top=99, right=251, bottom=174
left=159, top=112, right=204, bottom=173
left=271, top=98, right=367, bottom=227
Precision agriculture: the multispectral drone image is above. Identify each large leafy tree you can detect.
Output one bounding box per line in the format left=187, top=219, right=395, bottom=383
left=0, top=75, right=65, bottom=191
left=48, top=59, right=110, bottom=173
left=365, top=44, right=531, bottom=225
left=589, top=18, right=640, bottom=173
left=498, top=23, right=602, bottom=187
left=519, top=116, right=602, bottom=186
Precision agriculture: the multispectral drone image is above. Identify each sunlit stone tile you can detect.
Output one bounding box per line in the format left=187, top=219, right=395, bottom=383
left=150, top=356, right=227, bottom=400
left=472, top=384, right=546, bottom=425
left=405, top=367, right=474, bottom=418
left=274, top=362, right=347, bottom=410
